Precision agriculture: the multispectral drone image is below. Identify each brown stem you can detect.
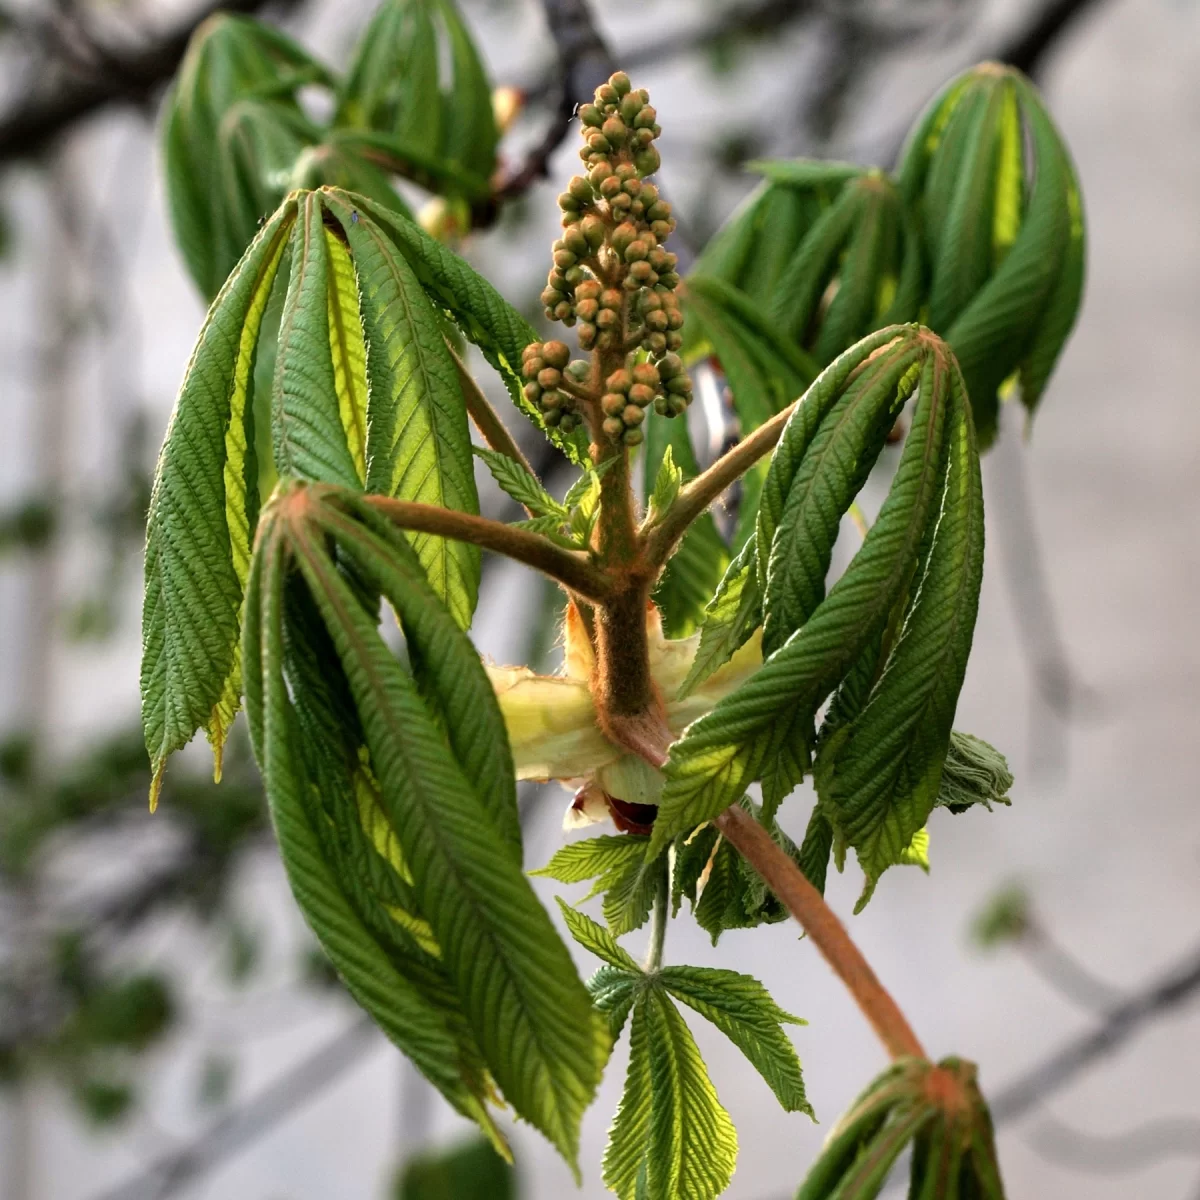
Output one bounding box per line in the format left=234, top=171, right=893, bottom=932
left=448, top=345, right=538, bottom=485
left=644, top=396, right=801, bottom=567
left=364, top=496, right=610, bottom=603
left=715, top=804, right=926, bottom=1062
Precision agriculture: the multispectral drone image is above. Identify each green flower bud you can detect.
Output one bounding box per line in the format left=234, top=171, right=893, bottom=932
left=523, top=382, right=542, bottom=403
left=622, top=428, right=644, bottom=446
left=540, top=390, right=564, bottom=411
left=647, top=201, right=671, bottom=222
left=542, top=341, right=570, bottom=369
left=645, top=309, right=669, bottom=332
left=578, top=323, right=597, bottom=349
left=579, top=103, right=603, bottom=127
left=563, top=266, right=585, bottom=286
left=597, top=83, right=619, bottom=105
left=639, top=184, right=659, bottom=207
left=629, top=260, right=654, bottom=284
left=522, top=356, right=545, bottom=379
left=645, top=331, right=667, bottom=354
left=537, top=367, right=563, bottom=389
left=606, top=370, right=632, bottom=393
left=624, top=240, right=648, bottom=262
left=634, top=106, right=657, bottom=129
left=628, top=383, right=656, bottom=407
left=568, top=175, right=593, bottom=202
left=634, top=128, right=655, bottom=149
left=602, top=416, right=624, bottom=438
left=623, top=405, right=645, bottom=426
left=667, top=310, right=683, bottom=331
left=596, top=309, right=619, bottom=331
left=666, top=331, right=683, bottom=351
left=654, top=397, right=668, bottom=416
left=666, top=374, right=690, bottom=395
left=657, top=353, right=682, bottom=378
left=576, top=298, right=600, bottom=321
left=554, top=249, right=576, bottom=269
left=611, top=223, right=637, bottom=255
left=610, top=72, right=632, bottom=96
left=588, top=162, right=613, bottom=186
left=619, top=94, right=643, bottom=124
left=658, top=271, right=680, bottom=289
left=587, top=133, right=611, bottom=155
left=553, top=301, right=573, bottom=321
left=540, top=287, right=564, bottom=309
left=563, top=227, right=588, bottom=256
left=650, top=220, right=673, bottom=241
left=601, top=393, right=626, bottom=417
left=601, top=116, right=627, bottom=147
left=635, top=146, right=662, bottom=176
left=580, top=214, right=606, bottom=249
left=600, top=288, right=624, bottom=310
left=543, top=408, right=562, bottom=426
left=566, top=359, right=591, bottom=381
left=599, top=175, right=622, bottom=199
left=631, top=363, right=660, bottom=387
left=558, top=192, right=580, bottom=212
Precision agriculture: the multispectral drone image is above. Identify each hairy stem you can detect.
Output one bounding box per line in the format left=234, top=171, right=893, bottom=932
left=643, top=864, right=669, bottom=973
left=644, top=397, right=801, bottom=566
left=714, top=804, right=926, bottom=1061
left=364, top=496, right=610, bottom=602
left=448, top=344, right=539, bottom=486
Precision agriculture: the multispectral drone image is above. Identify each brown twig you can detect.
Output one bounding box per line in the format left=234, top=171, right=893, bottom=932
left=644, top=395, right=799, bottom=566
left=715, top=804, right=926, bottom=1061
left=364, top=495, right=610, bottom=603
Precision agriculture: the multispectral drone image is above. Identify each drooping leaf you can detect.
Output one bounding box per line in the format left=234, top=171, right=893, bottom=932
left=815, top=365, right=984, bottom=889
left=283, top=502, right=602, bottom=1169
left=659, top=965, right=811, bottom=1116
left=141, top=201, right=295, bottom=803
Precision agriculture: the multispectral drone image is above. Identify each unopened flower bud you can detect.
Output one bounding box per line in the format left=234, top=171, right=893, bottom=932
left=579, top=104, right=602, bottom=127
left=580, top=214, right=606, bottom=248
left=645, top=309, right=668, bottom=332
left=611, top=223, right=637, bottom=255
left=599, top=175, right=622, bottom=199
left=563, top=227, right=588, bottom=256
left=541, top=390, right=563, bottom=411
left=554, top=249, right=576, bottom=269
left=589, top=162, right=613, bottom=186
left=542, top=341, right=570, bottom=369
left=596, top=309, right=619, bottom=330
left=601, top=393, right=626, bottom=416
left=634, top=106, right=657, bottom=130
left=666, top=331, right=683, bottom=351
left=553, top=301, right=573, bottom=321
left=666, top=374, right=691, bottom=395
left=578, top=323, right=597, bottom=349
left=610, top=72, right=632, bottom=96
left=602, top=116, right=627, bottom=146
left=610, top=193, right=633, bottom=212
left=577, top=298, right=600, bottom=321
left=587, top=133, right=611, bottom=154
left=538, top=367, right=563, bottom=389
left=632, top=363, right=660, bottom=387
left=602, top=416, right=624, bottom=438
left=576, top=279, right=602, bottom=301
left=600, top=289, right=623, bottom=310
left=563, top=266, right=585, bottom=286
left=543, top=408, right=562, bottom=427
left=607, top=370, right=632, bottom=393
left=623, top=428, right=644, bottom=446
left=597, top=84, right=618, bottom=105
left=541, top=287, right=564, bottom=309
left=523, top=382, right=542, bottom=403
left=645, top=331, right=667, bottom=354
left=558, top=192, right=580, bottom=213
left=566, top=360, right=590, bottom=381
left=657, top=352, right=683, bottom=379
left=629, top=260, right=654, bottom=284
left=628, top=383, right=656, bottom=407
left=623, top=405, right=645, bottom=426
left=619, top=94, right=643, bottom=124
left=635, top=146, right=661, bottom=176
left=523, top=356, right=545, bottom=379
left=568, top=175, right=593, bottom=202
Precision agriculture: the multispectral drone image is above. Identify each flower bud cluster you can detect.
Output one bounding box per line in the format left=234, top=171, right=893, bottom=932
left=537, top=71, right=693, bottom=443
left=521, top=341, right=590, bottom=433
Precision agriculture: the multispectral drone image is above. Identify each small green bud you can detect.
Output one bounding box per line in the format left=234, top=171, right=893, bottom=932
left=666, top=374, right=690, bottom=395
left=576, top=279, right=602, bottom=301
left=589, top=162, right=613, bottom=186
left=600, top=288, right=623, bottom=309
left=634, top=106, right=657, bottom=129
left=537, top=367, right=563, bottom=389
left=601, top=116, right=627, bottom=146
left=667, top=310, right=683, bottom=331
left=610, top=193, right=633, bottom=212
left=540, top=287, right=564, bottom=309
left=541, top=390, right=564, bottom=411
left=634, top=128, right=654, bottom=149
left=628, top=383, right=656, bottom=407
left=542, top=341, right=570, bottom=369
left=568, top=175, right=593, bottom=202
left=645, top=309, right=668, bottom=332
left=563, top=227, right=588, bottom=256
left=587, top=133, right=611, bottom=154
left=578, top=323, right=597, bottom=349
left=635, top=146, right=661, bottom=176
left=523, top=382, right=542, bottom=403
left=631, top=363, right=660, bottom=387
left=666, top=331, right=683, bottom=351
left=558, top=192, right=580, bottom=212
left=563, top=266, right=585, bottom=286
left=650, top=220, right=672, bottom=241
left=645, top=331, right=667, bottom=354
left=611, top=223, right=637, bottom=255
left=654, top=397, right=668, bottom=416
left=622, top=427, right=644, bottom=446
left=580, top=103, right=603, bottom=127
left=554, top=249, right=577, bottom=269
left=623, top=405, right=645, bottom=426
left=543, top=408, right=562, bottom=426
left=599, top=175, right=622, bottom=199
left=581, top=214, right=606, bottom=249
left=553, top=301, right=573, bottom=321
left=606, top=370, right=632, bottom=393
left=566, top=359, right=590, bottom=381
left=624, top=240, right=648, bottom=262
left=657, top=354, right=683, bottom=379
left=596, top=84, right=619, bottom=105
left=629, top=260, right=654, bottom=283
left=639, top=184, right=659, bottom=207
left=619, top=94, right=643, bottom=124
left=639, top=291, right=663, bottom=312
left=596, top=308, right=619, bottom=330
left=602, top=416, right=624, bottom=438
left=523, top=356, right=545, bottom=379
left=601, top=393, right=626, bottom=417
left=576, top=298, right=599, bottom=321
left=610, top=72, right=632, bottom=96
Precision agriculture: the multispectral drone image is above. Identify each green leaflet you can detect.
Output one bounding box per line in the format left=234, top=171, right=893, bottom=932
left=603, top=979, right=656, bottom=1200
left=341, top=192, right=591, bottom=463
left=815, top=345, right=985, bottom=893
left=309, top=493, right=520, bottom=853
left=683, top=274, right=815, bottom=433
left=335, top=0, right=498, bottom=194
left=142, top=201, right=294, bottom=805
left=324, top=228, right=370, bottom=481
left=936, top=730, right=1012, bottom=813
left=658, top=965, right=811, bottom=1116
left=650, top=332, right=959, bottom=854
left=643, top=409, right=730, bottom=638
left=535, top=835, right=663, bottom=937
left=473, top=445, right=563, bottom=518
left=242, top=527, right=505, bottom=1146
left=322, top=191, right=480, bottom=625
left=556, top=899, right=640, bottom=973
left=272, top=193, right=364, bottom=490
left=162, top=14, right=328, bottom=298
left=676, top=538, right=762, bottom=700
left=282, top=495, right=603, bottom=1169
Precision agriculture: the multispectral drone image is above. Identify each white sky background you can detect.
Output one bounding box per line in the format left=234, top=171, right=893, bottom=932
left=1, top=0, right=1200, bottom=1196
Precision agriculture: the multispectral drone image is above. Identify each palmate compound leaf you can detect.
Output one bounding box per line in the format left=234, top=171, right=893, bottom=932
left=252, top=483, right=605, bottom=1170
left=142, top=186, right=511, bottom=795
left=535, top=835, right=663, bottom=937
left=142, top=200, right=295, bottom=807
left=559, top=905, right=806, bottom=1199
left=649, top=327, right=966, bottom=855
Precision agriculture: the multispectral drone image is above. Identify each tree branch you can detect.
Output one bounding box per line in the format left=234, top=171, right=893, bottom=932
left=715, top=804, right=926, bottom=1062
left=363, top=495, right=610, bottom=602
left=644, top=395, right=798, bottom=567
left=0, top=0, right=301, bottom=165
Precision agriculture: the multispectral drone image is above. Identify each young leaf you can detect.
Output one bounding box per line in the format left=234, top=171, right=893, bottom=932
left=141, top=200, right=294, bottom=803
left=602, top=984, right=655, bottom=1200
left=935, top=730, right=1012, bottom=812
left=324, top=193, right=481, bottom=626
left=648, top=444, right=683, bottom=520
left=272, top=193, right=364, bottom=490
left=641, top=985, right=738, bottom=1200
left=473, top=445, right=564, bottom=518
left=815, top=367, right=984, bottom=888
left=242, top=525, right=505, bottom=1144
left=332, top=191, right=590, bottom=463
left=676, top=540, right=762, bottom=700
left=587, top=965, right=641, bottom=1040
left=658, top=965, right=811, bottom=1116
left=287, top=514, right=602, bottom=1169
left=556, top=898, right=641, bottom=973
